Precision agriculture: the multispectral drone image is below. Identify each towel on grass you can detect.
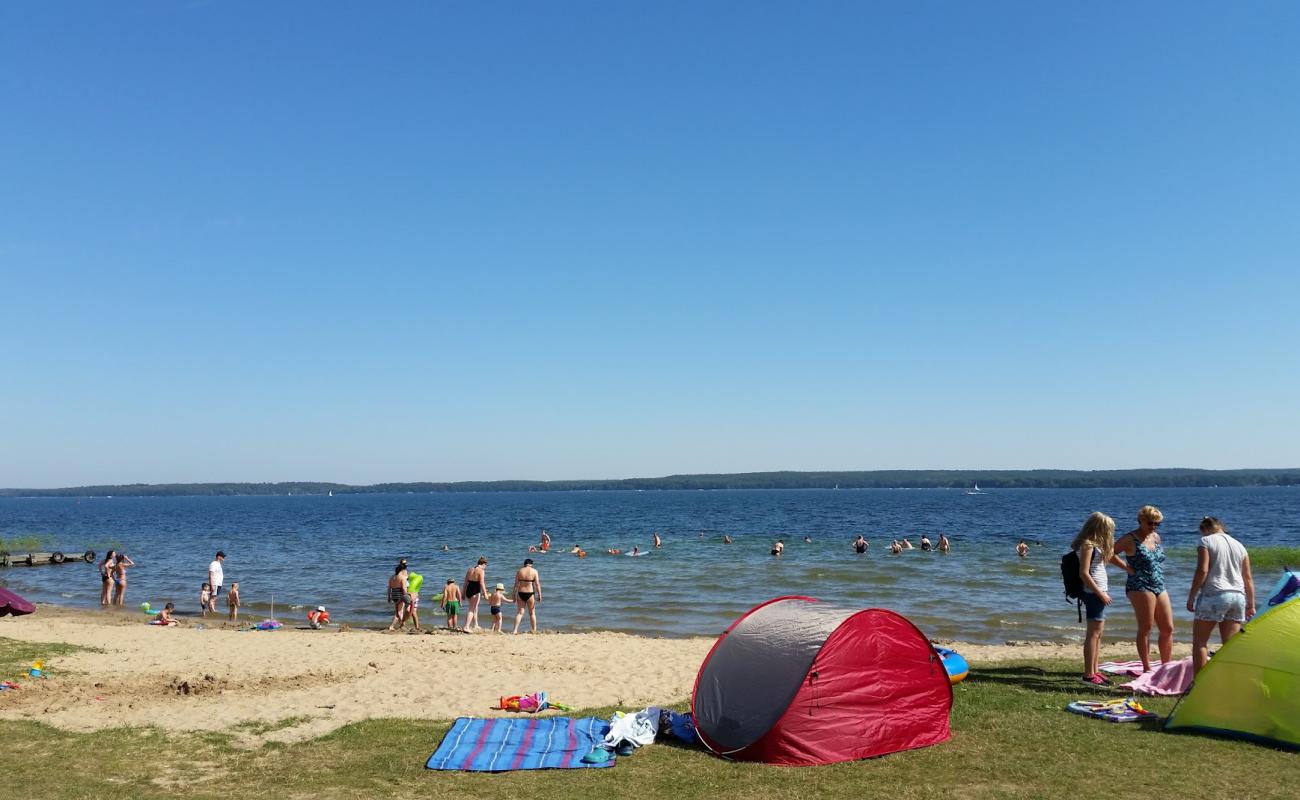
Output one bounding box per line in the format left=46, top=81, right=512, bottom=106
left=1098, top=660, right=1147, bottom=677
left=1120, top=657, right=1195, bottom=696
left=426, top=717, right=615, bottom=771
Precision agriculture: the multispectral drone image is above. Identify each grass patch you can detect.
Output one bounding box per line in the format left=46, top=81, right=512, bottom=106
left=0, top=534, right=51, bottom=551
left=230, top=715, right=317, bottom=736
left=0, top=636, right=97, bottom=676
left=1167, top=545, right=1300, bottom=572
left=0, top=659, right=1294, bottom=800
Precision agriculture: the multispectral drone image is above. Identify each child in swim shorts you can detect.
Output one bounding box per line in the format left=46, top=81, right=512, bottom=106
left=487, top=583, right=511, bottom=633
left=199, top=583, right=211, bottom=617
left=442, top=579, right=462, bottom=631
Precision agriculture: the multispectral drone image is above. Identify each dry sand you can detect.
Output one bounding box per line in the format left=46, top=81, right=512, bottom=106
left=0, top=607, right=1185, bottom=744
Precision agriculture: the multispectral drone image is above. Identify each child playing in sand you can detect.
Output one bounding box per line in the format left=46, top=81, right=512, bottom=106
left=156, top=602, right=178, bottom=626
left=227, top=582, right=240, bottom=622
left=307, top=606, right=330, bottom=629
left=487, top=583, right=512, bottom=633
left=199, top=583, right=211, bottom=617
left=442, top=579, right=462, bottom=630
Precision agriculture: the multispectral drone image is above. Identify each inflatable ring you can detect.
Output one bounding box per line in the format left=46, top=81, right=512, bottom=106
left=83, top=550, right=96, bottom=563
left=50, top=551, right=65, bottom=564
left=935, top=647, right=969, bottom=684
left=408, top=572, right=423, bottom=594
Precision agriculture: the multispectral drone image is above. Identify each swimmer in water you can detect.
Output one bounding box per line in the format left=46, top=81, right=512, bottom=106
left=722, top=534, right=733, bottom=544
left=653, top=532, right=662, bottom=548
left=607, top=548, right=622, bottom=555
left=853, top=535, right=867, bottom=554
left=771, top=539, right=784, bottom=557
left=938, top=534, right=951, bottom=554
left=1016, top=539, right=1029, bottom=558
left=539, top=530, right=551, bottom=552
left=902, top=539, right=915, bottom=550
left=803, top=536, right=812, bottom=544
left=920, top=535, right=933, bottom=552
left=890, top=540, right=903, bottom=555
left=630, top=546, right=641, bottom=556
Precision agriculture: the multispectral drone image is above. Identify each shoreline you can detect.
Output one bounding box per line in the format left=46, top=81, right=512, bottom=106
left=0, top=605, right=1190, bottom=744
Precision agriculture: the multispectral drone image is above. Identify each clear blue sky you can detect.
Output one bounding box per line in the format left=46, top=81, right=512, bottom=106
left=3, top=3, right=1298, bottom=487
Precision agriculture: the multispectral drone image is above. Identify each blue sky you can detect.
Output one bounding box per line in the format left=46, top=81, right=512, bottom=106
left=3, top=3, right=1298, bottom=486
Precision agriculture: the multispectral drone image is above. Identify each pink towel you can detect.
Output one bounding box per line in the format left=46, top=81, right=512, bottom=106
left=1098, top=660, right=1146, bottom=677
left=1119, top=658, right=1195, bottom=696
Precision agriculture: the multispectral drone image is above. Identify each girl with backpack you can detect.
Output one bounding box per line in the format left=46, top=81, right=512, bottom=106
left=1072, top=512, right=1117, bottom=686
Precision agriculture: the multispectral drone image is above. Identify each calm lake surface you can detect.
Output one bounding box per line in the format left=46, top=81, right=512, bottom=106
left=2, top=488, right=1297, bottom=644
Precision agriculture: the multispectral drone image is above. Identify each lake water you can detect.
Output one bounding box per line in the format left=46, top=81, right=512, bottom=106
left=1, top=488, right=1297, bottom=644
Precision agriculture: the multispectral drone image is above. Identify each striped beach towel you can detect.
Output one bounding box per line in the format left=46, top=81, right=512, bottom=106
left=426, top=717, right=615, bottom=771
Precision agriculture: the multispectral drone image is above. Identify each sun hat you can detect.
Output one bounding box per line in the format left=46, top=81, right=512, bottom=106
left=495, top=583, right=505, bottom=590
left=316, top=605, right=326, bottom=612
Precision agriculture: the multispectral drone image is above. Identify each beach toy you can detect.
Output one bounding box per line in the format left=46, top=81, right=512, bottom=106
left=408, top=572, right=423, bottom=594
left=934, top=647, right=970, bottom=684
left=140, top=602, right=150, bottom=611
left=255, top=619, right=283, bottom=631
left=1066, top=698, right=1156, bottom=723
left=29, top=661, right=44, bottom=678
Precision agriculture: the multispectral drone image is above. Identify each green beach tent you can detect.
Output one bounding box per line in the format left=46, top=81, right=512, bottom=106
left=1165, top=598, right=1300, bottom=748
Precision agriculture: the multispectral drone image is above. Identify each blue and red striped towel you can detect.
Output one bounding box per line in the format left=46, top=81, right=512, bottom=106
left=426, top=717, right=615, bottom=771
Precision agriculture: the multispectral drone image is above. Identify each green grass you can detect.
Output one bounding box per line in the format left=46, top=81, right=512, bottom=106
left=0, top=653, right=1294, bottom=800
left=0, top=636, right=96, bottom=676
left=1167, top=544, right=1300, bottom=572
left=0, top=534, right=50, bottom=551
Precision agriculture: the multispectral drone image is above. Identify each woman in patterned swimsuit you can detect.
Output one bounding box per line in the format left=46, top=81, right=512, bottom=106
left=1114, top=505, right=1174, bottom=673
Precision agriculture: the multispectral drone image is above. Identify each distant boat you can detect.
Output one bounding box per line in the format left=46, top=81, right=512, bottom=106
left=965, top=483, right=985, bottom=495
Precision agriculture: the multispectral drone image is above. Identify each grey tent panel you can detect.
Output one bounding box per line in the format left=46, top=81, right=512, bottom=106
left=695, top=598, right=856, bottom=753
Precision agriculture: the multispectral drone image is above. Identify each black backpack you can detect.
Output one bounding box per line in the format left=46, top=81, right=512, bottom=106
left=1061, top=550, right=1084, bottom=621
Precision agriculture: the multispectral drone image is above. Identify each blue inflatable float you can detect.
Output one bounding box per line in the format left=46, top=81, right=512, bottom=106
left=935, top=646, right=969, bottom=684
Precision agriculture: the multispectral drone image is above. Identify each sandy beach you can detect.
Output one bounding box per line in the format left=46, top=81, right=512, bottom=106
left=0, top=606, right=1190, bottom=745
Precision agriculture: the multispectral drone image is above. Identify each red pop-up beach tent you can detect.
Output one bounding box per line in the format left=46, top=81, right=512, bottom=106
left=691, top=596, right=952, bottom=766
left=0, top=587, right=36, bottom=617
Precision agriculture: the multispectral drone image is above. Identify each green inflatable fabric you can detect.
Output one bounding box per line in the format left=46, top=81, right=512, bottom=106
left=1166, top=598, right=1300, bottom=748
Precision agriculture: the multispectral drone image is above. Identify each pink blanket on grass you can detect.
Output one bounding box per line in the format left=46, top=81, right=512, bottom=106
left=1098, top=658, right=1195, bottom=696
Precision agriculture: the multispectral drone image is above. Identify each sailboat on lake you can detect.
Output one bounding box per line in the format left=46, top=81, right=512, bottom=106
left=965, top=483, right=985, bottom=495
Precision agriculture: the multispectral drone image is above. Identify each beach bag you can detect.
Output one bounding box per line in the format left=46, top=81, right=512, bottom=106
left=1061, top=550, right=1084, bottom=622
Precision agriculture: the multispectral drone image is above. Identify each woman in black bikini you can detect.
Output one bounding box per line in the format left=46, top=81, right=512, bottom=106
left=463, top=557, right=488, bottom=633
left=99, top=550, right=117, bottom=606
left=512, top=558, right=541, bottom=634
left=386, top=563, right=408, bottom=631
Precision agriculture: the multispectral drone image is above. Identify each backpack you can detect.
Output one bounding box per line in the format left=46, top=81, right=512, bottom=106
left=1061, top=550, right=1084, bottom=622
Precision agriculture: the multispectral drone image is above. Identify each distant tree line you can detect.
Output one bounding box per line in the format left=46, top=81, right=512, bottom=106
left=2, top=469, right=1298, bottom=497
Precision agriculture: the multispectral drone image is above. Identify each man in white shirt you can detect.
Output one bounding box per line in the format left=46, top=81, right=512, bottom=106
left=208, top=551, right=226, bottom=613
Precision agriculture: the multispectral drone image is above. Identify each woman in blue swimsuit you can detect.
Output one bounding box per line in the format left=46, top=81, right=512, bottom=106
left=1114, top=505, right=1174, bottom=673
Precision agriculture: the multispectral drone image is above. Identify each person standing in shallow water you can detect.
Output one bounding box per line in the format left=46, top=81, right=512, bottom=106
left=112, top=553, right=135, bottom=606
left=512, top=558, right=541, bottom=634
left=463, top=557, right=488, bottom=632
left=386, top=563, right=408, bottom=631
left=99, top=550, right=117, bottom=606
left=1113, top=505, right=1174, bottom=673
left=771, top=539, right=784, bottom=557
left=852, top=535, right=867, bottom=554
